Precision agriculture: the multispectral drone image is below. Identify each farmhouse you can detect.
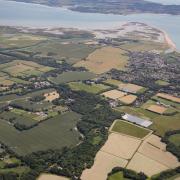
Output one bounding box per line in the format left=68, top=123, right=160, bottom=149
left=122, top=114, right=152, bottom=127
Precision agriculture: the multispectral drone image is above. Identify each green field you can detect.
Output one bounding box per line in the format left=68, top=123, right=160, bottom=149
left=0, top=88, right=55, bottom=103
left=0, top=60, right=54, bottom=78
left=0, top=111, right=37, bottom=127
left=49, top=71, right=96, bottom=84
left=169, top=134, right=180, bottom=147
left=0, top=112, right=81, bottom=155
left=68, top=82, right=110, bottom=94
left=0, top=32, right=46, bottom=49
left=25, top=41, right=96, bottom=64
left=108, top=172, right=129, bottom=180
left=10, top=99, right=53, bottom=112
left=111, top=120, right=150, bottom=138
left=115, top=106, right=180, bottom=136
left=155, top=80, right=170, bottom=86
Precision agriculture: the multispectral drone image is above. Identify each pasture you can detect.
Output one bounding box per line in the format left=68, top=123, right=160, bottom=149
left=110, top=120, right=151, bottom=139
left=49, top=71, right=96, bottom=84
left=68, top=82, right=110, bottom=94
left=116, top=106, right=180, bottom=136
left=74, top=46, right=129, bottom=74
left=0, top=60, right=54, bottom=78
left=0, top=112, right=81, bottom=155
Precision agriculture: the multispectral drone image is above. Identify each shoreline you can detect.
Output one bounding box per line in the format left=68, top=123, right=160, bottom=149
left=163, top=30, right=176, bottom=50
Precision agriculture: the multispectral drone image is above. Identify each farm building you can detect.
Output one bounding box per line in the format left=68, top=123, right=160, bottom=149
left=122, top=114, right=152, bottom=127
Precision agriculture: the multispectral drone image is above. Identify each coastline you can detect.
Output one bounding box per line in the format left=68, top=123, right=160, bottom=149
left=163, top=30, right=176, bottom=50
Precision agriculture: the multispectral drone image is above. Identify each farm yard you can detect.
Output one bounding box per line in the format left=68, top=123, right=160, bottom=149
left=116, top=106, right=180, bottom=136
left=44, top=91, right=60, bottom=102
left=74, top=47, right=129, bottom=74
left=0, top=112, right=81, bottom=155
left=48, top=71, right=96, bottom=84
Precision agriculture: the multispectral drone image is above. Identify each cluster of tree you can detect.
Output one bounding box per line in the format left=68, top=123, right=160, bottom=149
left=107, top=167, right=147, bottom=180
left=161, top=130, right=180, bottom=161
left=30, top=95, right=45, bottom=102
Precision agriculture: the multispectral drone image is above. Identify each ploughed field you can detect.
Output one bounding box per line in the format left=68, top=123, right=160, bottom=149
left=0, top=112, right=81, bottom=155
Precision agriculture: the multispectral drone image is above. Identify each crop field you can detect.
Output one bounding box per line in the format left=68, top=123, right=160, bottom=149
left=146, top=104, right=167, bottom=114
left=116, top=106, right=180, bottom=136
left=118, top=83, right=145, bottom=94
left=118, top=94, right=137, bottom=105
left=74, top=46, right=129, bottom=74
left=49, top=71, right=96, bottom=84
left=102, top=90, right=127, bottom=100
left=26, top=41, right=96, bottom=64
left=127, top=152, right=168, bottom=177
left=138, top=140, right=179, bottom=168
left=68, top=82, right=110, bottom=94
left=110, top=120, right=151, bottom=139
left=81, top=151, right=128, bottom=180
left=44, top=91, right=60, bottom=102
left=0, top=112, right=81, bottom=155
left=0, top=60, right=54, bottom=77
left=156, top=93, right=180, bottom=103
left=101, top=133, right=141, bottom=160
